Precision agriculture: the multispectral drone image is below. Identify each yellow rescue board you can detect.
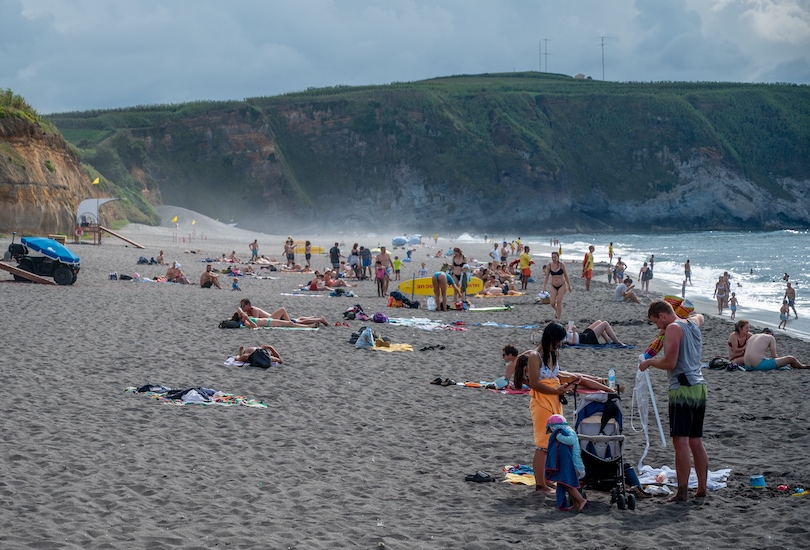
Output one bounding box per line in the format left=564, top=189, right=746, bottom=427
left=294, top=245, right=325, bottom=254
left=397, top=276, right=484, bottom=297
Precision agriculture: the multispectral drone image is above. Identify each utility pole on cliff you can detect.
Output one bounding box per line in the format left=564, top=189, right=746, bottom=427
left=601, top=36, right=606, bottom=80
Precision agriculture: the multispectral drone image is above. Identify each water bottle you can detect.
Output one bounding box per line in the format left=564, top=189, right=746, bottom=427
left=608, top=367, right=616, bottom=390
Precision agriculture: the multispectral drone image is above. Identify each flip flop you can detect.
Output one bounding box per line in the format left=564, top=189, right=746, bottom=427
left=420, top=346, right=435, bottom=351
left=430, top=377, right=443, bottom=385
left=465, top=470, right=496, bottom=483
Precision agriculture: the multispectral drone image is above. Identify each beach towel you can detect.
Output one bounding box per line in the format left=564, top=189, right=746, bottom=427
left=637, top=465, right=731, bottom=491
left=467, top=321, right=540, bottom=329
left=468, top=305, right=513, bottom=312
left=562, top=342, right=635, bottom=349
left=370, top=343, right=413, bottom=352
left=474, top=292, right=524, bottom=298
left=502, top=464, right=536, bottom=485
left=252, top=326, right=319, bottom=331
left=223, top=356, right=281, bottom=368
left=125, top=384, right=267, bottom=408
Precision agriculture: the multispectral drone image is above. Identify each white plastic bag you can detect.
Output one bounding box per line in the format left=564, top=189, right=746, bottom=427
left=355, top=327, right=375, bottom=349
left=427, top=296, right=436, bottom=311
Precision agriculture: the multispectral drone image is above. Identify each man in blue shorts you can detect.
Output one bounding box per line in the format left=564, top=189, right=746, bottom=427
left=743, top=328, right=808, bottom=370
left=639, top=300, right=708, bottom=502
left=249, top=239, right=259, bottom=261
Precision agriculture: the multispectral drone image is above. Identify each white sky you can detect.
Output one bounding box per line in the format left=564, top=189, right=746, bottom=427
left=1, top=0, right=808, bottom=114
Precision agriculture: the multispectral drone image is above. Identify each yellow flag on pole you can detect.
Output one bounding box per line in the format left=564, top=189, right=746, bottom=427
left=171, top=215, right=178, bottom=223
left=92, top=177, right=100, bottom=184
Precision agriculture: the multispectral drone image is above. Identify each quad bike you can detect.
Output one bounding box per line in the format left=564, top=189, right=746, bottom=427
left=4, top=232, right=80, bottom=285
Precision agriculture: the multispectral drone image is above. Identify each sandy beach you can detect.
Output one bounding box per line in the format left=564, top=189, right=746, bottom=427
left=2, top=212, right=809, bottom=549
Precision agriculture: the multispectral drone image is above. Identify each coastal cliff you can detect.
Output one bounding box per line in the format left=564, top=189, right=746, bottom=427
left=0, top=117, right=94, bottom=234
left=40, top=73, right=810, bottom=233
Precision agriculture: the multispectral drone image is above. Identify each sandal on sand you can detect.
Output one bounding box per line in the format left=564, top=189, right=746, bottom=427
left=430, top=377, right=443, bottom=385
left=420, top=346, right=435, bottom=351
left=465, top=470, right=496, bottom=483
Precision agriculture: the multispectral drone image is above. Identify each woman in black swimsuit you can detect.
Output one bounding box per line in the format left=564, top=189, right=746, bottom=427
left=542, top=251, right=572, bottom=320
left=450, top=247, right=467, bottom=300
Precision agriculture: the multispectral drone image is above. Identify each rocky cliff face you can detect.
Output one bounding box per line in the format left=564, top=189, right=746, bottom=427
left=0, top=118, right=97, bottom=235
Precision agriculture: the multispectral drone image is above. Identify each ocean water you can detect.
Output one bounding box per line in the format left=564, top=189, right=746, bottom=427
left=457, top=230, right=810, bottom=339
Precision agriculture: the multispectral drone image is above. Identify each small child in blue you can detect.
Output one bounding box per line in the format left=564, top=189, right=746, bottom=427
left=232, top=277, right=241, bottom=291
left=545, top=414, right=587, bottom=512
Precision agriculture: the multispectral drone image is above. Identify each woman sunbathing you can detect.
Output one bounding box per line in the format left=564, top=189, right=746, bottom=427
left=235, top=345, right=283, bottom=364
left=165, top=262, right=190, bottom=284
left=323, top=270, right=356, bottom=288
left=728, top=320, right=750, bottom=365
left=233, top=308, right=326, bottom=329
left=565, top=320, right=624, bottom=346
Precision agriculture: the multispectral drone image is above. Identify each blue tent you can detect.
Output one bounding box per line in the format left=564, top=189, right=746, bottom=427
left=21, top=237, right=81, bottom=265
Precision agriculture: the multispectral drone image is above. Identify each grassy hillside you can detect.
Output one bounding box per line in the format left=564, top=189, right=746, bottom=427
left=46, top=73, right=810, bottom=229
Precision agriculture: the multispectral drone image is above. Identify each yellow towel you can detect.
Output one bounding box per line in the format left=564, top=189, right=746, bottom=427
left=370, top=343, right=413, bottom=352
left=503, top=473, right=536, bottom=485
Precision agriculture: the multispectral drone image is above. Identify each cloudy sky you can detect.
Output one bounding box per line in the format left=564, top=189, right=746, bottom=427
left=2, top=0, right=809, bottom=114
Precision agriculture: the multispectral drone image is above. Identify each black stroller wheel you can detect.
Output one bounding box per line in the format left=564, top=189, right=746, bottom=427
left=610, top=487, right=618, bottom=504
left=617, top=494, right=627, bottom=510
left=627, top=493, right=636, bottom=510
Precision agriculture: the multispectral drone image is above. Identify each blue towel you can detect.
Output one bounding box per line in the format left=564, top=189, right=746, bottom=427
left=546, top=428, right=583, bottom=511
left=562, top=342, right=635, bottom=349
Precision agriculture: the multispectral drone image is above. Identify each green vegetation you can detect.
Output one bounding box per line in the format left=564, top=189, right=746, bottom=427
left=44, top=159, right=55, bottom=172
left=44, top=73, right=810, bottom=225
left=0, top=88, right=59, bottom=133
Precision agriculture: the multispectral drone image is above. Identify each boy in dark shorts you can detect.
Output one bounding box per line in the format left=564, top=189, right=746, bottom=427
left=639, top=300, right=708, bottom=503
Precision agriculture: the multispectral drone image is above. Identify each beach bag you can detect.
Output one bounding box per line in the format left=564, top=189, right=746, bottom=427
left=372, top=312, right=388, bottom=323
left=137, top=256, right=149, bottom=265
left=708, top=357, right=732, bottom=370
left=248, top=348, right=274, bottom=368
left=219, top=320, right=241, bottom=329
left=355, top=327, right=375, bottom=349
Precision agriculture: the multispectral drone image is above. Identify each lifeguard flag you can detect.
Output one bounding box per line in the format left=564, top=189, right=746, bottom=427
left=92, top=177, right=100, bottom=184
left=171, top=216, right=178, bottom=223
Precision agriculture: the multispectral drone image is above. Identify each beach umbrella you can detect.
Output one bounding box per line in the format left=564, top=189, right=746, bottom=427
left=21, top=237, right=81, bottom=265
left=631, top=364, right=666, bottom=472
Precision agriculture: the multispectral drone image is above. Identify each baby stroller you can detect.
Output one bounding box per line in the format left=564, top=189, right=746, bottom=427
left=573, top=391, right=636, bottom=510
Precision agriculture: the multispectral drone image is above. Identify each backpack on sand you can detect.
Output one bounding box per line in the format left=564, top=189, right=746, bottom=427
left=248, top=348, right=274, bottom=368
